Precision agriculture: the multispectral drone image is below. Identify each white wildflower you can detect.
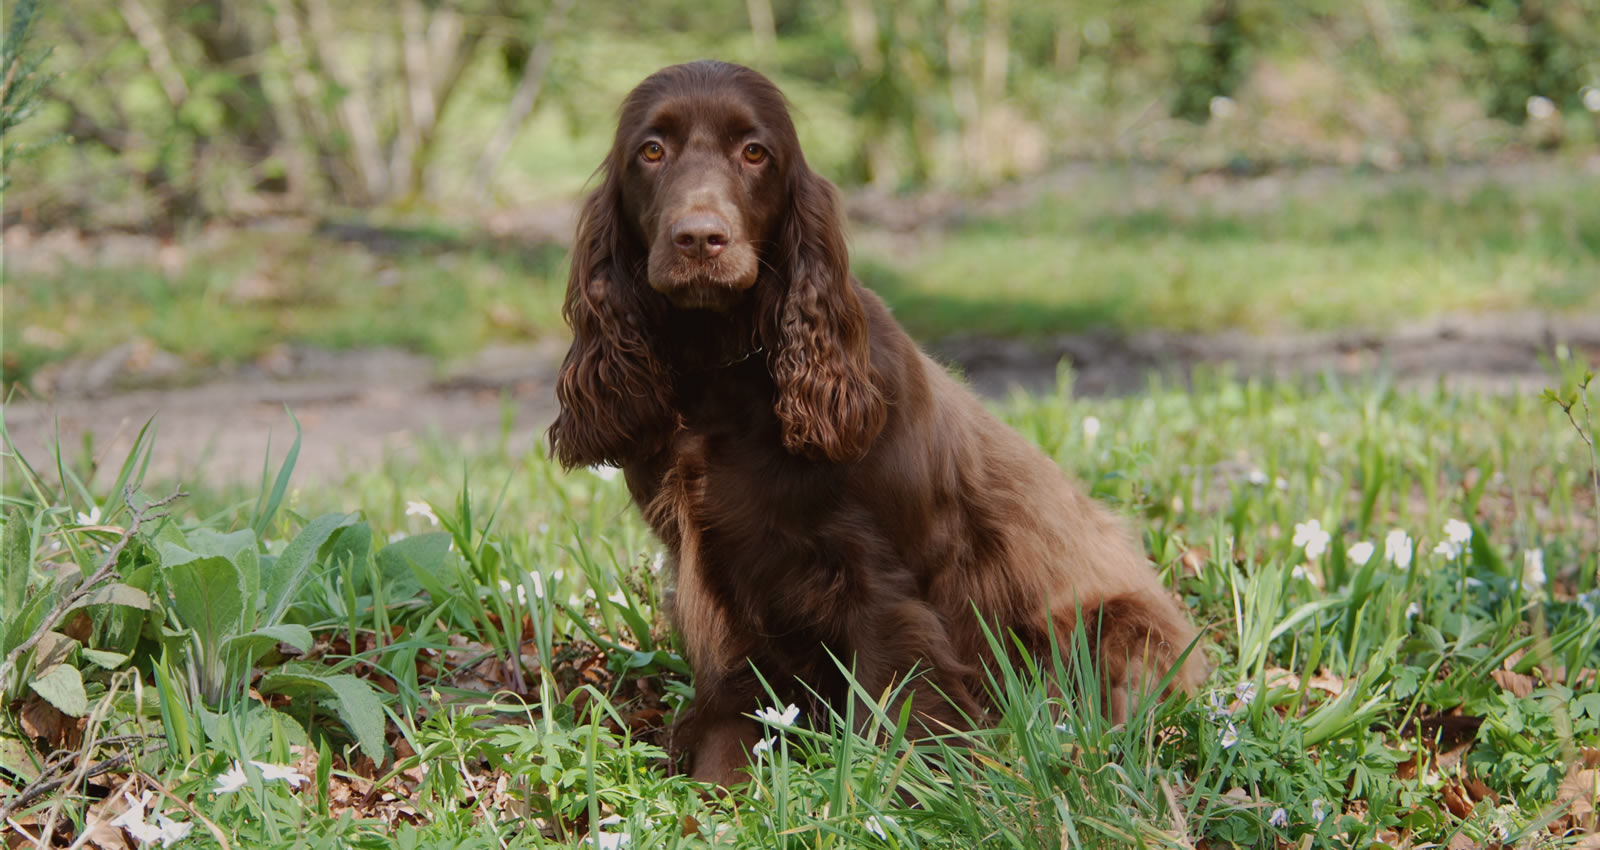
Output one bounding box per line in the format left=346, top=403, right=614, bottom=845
left=1526, top=94, right=1557, bottom=119
left=1444, top=519, right=1473, bottom=546
left=1247, top=468, right=1267, bottom=486
left=1292, top=520, right=1331, bottom=559
left=214, top=760, right=307, bottom=793
left=865, top=815, right=897, bottom=839
left=1268, top=807, right=1288, bottom=828
left=111, top=791, right=164, bottom=844
left=497, top=579, right=528, bottom=606
left=213, top=762, right=249, bottom=793
left=1433, top=539, right=1462, bottom=560
left=1311, top=798, right=1328, bottom=822
left=651, top=551, right=666, bottom=573
left=590, top=465, right=620, bottom=482
left=1585, top=86, right=1600, bottom=113
left=1522, top=549, right=1545, bottom=590
left=252, top=760, right=309, bottom=788
left=1405, top=602, right=1421, bottom=620
left=1209, top=95, right=1237, bottom=119
left=153, top=813, right=192, bottom=847
left=1275, top=477, right=1289, bottom=491
left=1235, top=681, right=1257, bottom=706
left=76, top=504, right=102, bottom=526
left=1384, top=530, right=1413, bottom=570
left=405, top=500, right=439, bottom=526
left=530, top=571, right=545, bottom=599
left=1082, top=416, right=1101, bottom=442
left=755, top=703, right=801, bottom=728
left=1220, top=721, right=1240, bottom=748
left=607, top=590, right=629, bottom=606
left=750, top=736, right=775, bottom=756
left=592, top=831, right=629, bottom=850
left=387, top=531, right=408, bottom=543
left=1346, top=541, right=1375, bottom=566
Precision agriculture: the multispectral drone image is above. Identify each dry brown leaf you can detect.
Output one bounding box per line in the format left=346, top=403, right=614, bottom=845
left=1571, top=834, right=1600, bottom=850
left=1557, top=767, right=1598, bottom=831
left=18, top=697, right=81, bottom=751
left=1490, top=668, right=1534, bottom=698
left=1180, top=547, right=1209, bottom=577
left=1435, top=741, right=1473, bottom=773
left=1307, top=670, right=1345, bottom=696
left=1502, top=649, right=1526, bottom=670
left=1464, top=775, right=1496, bottom=804
left=1582, top=746, right=1600, bottom=769
left=1263, top=667, right=1301, bottom=691
left=1441, top=781, right=1473, bottom=818
left=1446, top=834, right=1476, bottom=850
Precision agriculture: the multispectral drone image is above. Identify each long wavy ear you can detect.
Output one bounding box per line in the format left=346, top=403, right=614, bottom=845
left=547, top=180, right=676, bottom=469
left=767, top=167, right=886, bottom=463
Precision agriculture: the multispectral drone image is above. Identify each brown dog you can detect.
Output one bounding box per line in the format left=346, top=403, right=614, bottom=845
left=547, top=60, right=1208, bottom=785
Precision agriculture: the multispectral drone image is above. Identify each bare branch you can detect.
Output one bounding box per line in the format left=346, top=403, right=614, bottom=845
left=299, top=0, right=389, bottom=201
left=471, top=0, right=575, bottom=200
left=387, top=0, right=435, bottom=187
left=117, top=0, right=189, bottom=109
left=746, top=0, right=776, bottom=54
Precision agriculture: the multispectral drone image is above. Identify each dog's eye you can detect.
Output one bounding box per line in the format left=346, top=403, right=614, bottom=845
left=742, top=143, right=767, bottom=164
left=640, top=141, right=665, bottom=162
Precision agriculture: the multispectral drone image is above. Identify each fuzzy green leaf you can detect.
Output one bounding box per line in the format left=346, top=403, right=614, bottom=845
left=29, top=664, right=88, bottom=717
left=262, top=513, right=356, bottom=626
left=258, top=670, right=386, bottom=764
left=167, top=556, right=244, bottom=652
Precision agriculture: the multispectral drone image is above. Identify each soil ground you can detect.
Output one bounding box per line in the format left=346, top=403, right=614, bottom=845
left=8, top=312, right=1597, bottom=488
left=7, top=163, right=1598, bottom=487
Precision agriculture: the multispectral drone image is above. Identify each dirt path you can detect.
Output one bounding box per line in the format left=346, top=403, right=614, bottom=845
left=8, top=313, right=1596, bottom=488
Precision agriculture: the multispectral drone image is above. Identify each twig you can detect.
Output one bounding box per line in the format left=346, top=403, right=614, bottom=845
left=0, top=487, right=186, bottom=688
left=0, top=740, right=165, bottom=821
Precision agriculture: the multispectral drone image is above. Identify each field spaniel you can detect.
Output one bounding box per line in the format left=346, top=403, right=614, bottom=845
left=548, top=60, right=1207, bottom=785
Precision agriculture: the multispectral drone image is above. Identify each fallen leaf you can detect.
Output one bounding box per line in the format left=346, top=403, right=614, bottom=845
left=1263, top=667, right=1301, bottom=691
left=1557, top=767, right=1598, bottom=831
left=1307, top=670, right=1345, bottom=697
left=18, top=697, right=81, bottom=750
left=1490, top=668, right=1534, bottom=698
left=1441, top=781, right=1473, bottom=818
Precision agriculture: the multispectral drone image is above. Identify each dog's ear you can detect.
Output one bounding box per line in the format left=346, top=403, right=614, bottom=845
left=765, top=166, right=885, bottom=463
left=547, top=176, right=676, bottom=469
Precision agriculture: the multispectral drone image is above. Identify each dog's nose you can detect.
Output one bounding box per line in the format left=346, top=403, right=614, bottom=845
left=671, top=213, right=730, bottom=259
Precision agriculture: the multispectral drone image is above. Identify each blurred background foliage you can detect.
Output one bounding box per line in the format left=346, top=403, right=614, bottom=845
left=7, top=0, right=1600, bottom=228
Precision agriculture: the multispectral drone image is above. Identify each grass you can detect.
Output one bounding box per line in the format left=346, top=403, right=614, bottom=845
left=8, top=165, right=1600, bottom=391
left=857, top=167, right=1600, bottom=338
left=3, top=358, right=1598, bottom=847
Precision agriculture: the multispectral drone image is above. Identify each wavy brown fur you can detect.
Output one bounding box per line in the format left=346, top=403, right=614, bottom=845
left=547, top=60, right=1208, bottom=786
